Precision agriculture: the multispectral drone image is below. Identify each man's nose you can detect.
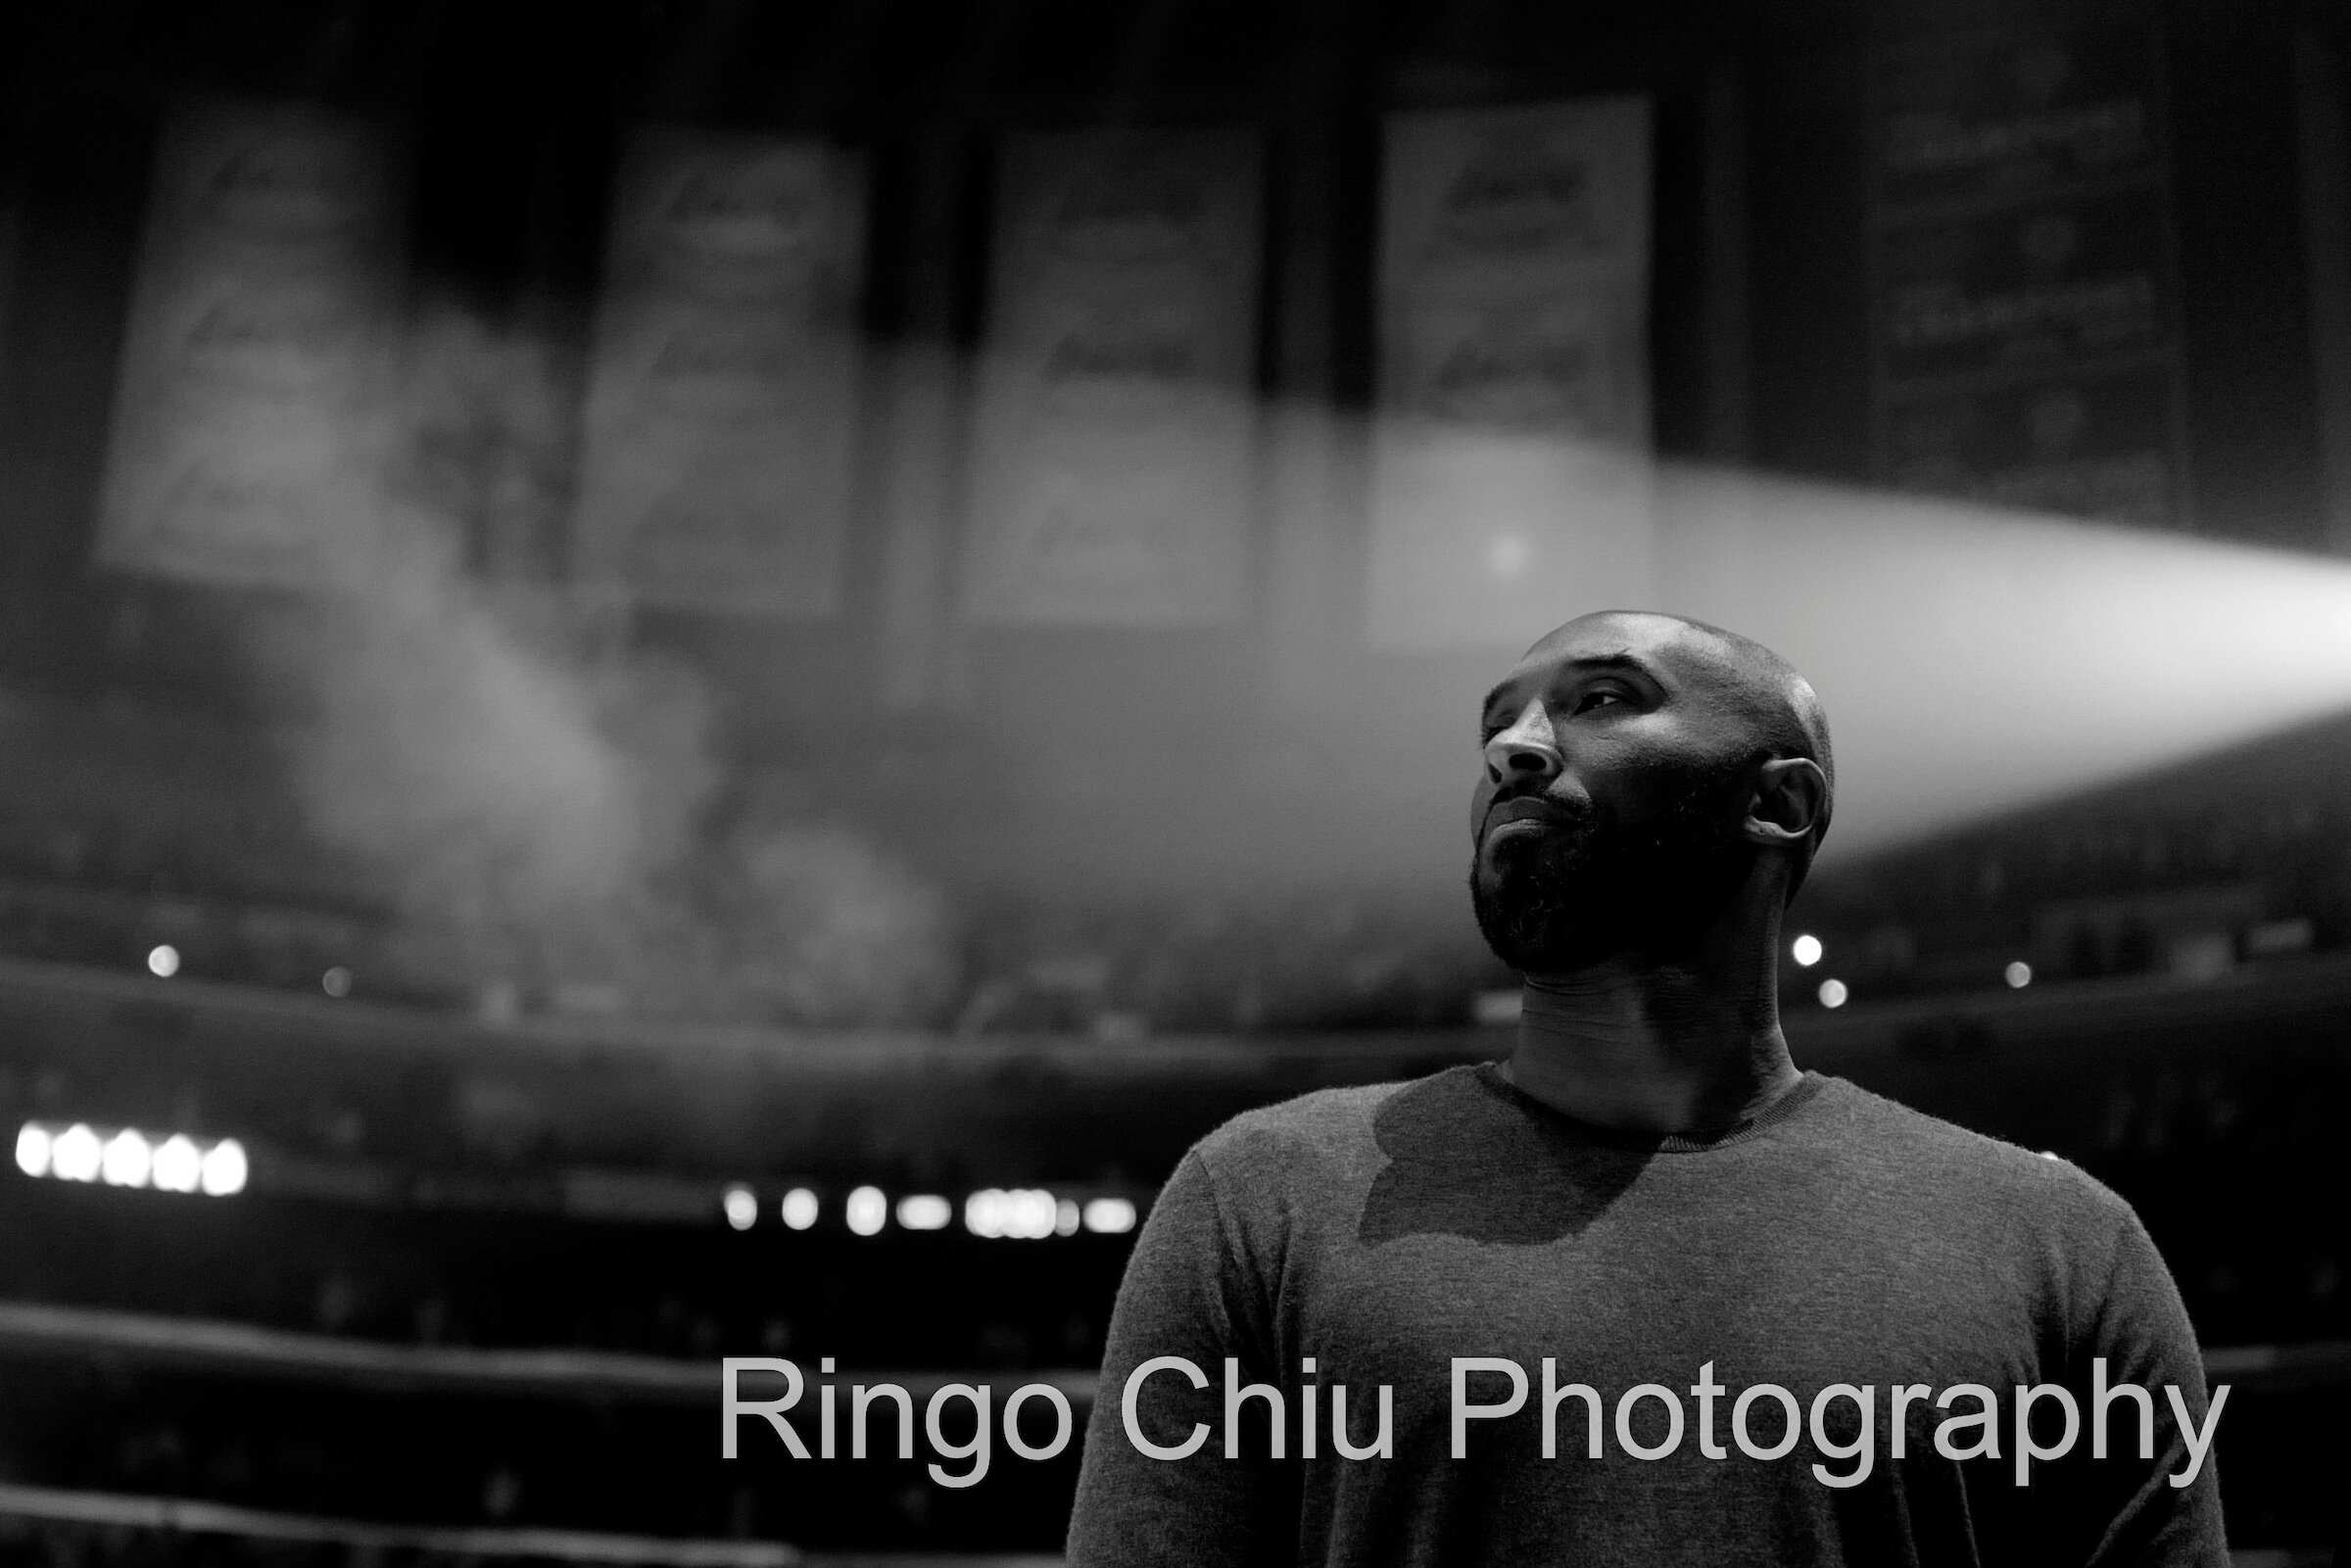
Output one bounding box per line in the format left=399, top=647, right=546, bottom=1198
left=1484, top=702, right=1562, bottom=788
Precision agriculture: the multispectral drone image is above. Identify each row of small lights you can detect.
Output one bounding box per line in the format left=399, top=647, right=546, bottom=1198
left=146, top=944, right=353, bottom=998
left=18, top=1120, right=1129, bottom=1233
left=16, top=1121, right=249, bottom=1196
left=1790, top=933, right=2033, bottom=1010
left=142, top=940, right=2059, bottom=1024
left=719, top=1184, right=1138, bottom=1240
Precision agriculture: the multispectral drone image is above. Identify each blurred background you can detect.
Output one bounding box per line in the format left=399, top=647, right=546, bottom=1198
left=0, top=0, right=2348, bottom=1561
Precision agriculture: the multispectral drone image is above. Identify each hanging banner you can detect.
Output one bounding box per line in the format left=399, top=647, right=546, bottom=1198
left=958, top=127, right=1262, bottom=627
left=575, top=128, right=866, bottom=618
left=1874, top=25, right=2161, bottom=211
left=1366, top=98, right=1655, bottom=651
left=1867, top=24, right=2188, bottom=529
left=97, top=98, right=405, bottom=591
left=1877, top=190, right=2170, bottom=383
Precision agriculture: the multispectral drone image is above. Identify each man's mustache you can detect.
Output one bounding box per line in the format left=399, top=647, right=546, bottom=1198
left=1479, top=791, right=1593, bottom=849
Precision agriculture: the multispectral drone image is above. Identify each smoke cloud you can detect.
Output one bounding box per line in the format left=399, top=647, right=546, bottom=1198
left=247, top=303, right=960, bottom=1026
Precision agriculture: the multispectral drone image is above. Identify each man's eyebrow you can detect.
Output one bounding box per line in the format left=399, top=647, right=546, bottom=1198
left=1564, top=651, right=1655, bottom=679
left=1478, top=653, right=1658, bottom=719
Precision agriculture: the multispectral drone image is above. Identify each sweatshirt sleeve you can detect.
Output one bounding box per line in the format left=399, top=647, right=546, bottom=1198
left=2073, top=1204, right=2231, bottom=1567
left=1064, top=1146, right=1297, bottom=1567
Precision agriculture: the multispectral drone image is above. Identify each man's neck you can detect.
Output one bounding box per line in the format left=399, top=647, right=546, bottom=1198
left=1502, top=962, right=1801, bottom=1137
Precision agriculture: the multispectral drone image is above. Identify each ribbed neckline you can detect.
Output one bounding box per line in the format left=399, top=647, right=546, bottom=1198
left=1468, top=1062, right=1832, bottom=1154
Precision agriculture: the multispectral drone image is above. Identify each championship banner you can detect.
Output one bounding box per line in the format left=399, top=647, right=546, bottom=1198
left=1873, top=25, right=2161, bottom=210
left=575, top=128, right=866, bottom=618
left=957, top=127, right=1261, bottom=627
left=1366, top=98, right=1655, bottom=652
left=1876, top=190, right=2169, bottom=383
left=97, top=99, right=405, bottom=591
left=1867, top=24, right=2187, bottom=528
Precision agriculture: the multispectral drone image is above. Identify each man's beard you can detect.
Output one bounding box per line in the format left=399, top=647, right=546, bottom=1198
left=1468, top=759, right=1759, bottom=974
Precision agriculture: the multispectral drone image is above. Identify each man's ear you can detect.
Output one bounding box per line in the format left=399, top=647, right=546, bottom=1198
left=1744, top=757, right=1829, bottom=847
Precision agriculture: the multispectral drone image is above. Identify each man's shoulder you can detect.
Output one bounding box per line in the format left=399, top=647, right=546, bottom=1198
left=1813, top=1072, right=2135, bottom=1232
left=1188, top=1063, right=1482, bottom=1186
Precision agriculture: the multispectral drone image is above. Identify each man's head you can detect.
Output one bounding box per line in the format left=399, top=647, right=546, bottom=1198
left=1467, top=610, right=1834, bottom=976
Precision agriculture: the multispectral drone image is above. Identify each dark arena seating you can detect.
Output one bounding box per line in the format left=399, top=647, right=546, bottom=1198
left=0, top=924, right=2346, bottom=1559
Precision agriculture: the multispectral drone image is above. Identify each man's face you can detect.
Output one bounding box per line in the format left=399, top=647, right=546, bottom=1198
left=1467, top=615, right=1761, bottom=974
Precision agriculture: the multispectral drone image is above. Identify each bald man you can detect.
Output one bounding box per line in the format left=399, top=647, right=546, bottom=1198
left=1066, top=613, right=2226, bottom=1566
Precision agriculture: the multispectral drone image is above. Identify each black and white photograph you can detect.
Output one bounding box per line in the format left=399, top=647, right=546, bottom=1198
left=0, top=0, right=2343, bottom=1563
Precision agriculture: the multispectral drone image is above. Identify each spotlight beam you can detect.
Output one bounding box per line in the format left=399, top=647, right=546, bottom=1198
left=1658, top=467, right=2351, bottom=858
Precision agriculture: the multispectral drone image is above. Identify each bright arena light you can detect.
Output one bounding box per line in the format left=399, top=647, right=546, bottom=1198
left=321, top=967, right=353, bottom=998
left=17, top=1122, right=245, bottom=1197
left=722, top=1184, right=758, bottom=1231
left=50, top=1123, right=102, bottom=1182
left=1817, top=978, right=1848, bottom=1010
left=198, top=1138, right=248, bottom=1197
left=844, top=1185, right=888, bottom=1237
left=1055, top=1199, right=1080, bottom=1237
left=2005, top=961, right=2034, bottom=989
left=146, top=945, right=179, bottom=978
left=779, top=1188, right=818, bottom=1231
left=1081, top=1197, right=1137, bottom=1234
left=101, top=1128, right=152, bottom=1188
left=965, top=1190, right=1002, bottom=1238
left=965, top=1188, right=1062, bottom=1240
left=151, top=1135, right=201, bottom=1194
left=1791, top=934, right=1822, bottom=968
left=896, top=1193, right=952, bottom=1231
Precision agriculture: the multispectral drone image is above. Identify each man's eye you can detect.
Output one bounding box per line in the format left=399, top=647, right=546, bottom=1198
left=1575, top=690, right=1626, bottom=714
